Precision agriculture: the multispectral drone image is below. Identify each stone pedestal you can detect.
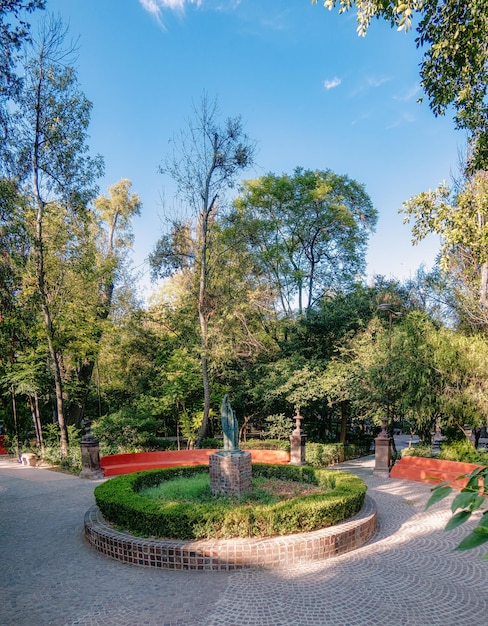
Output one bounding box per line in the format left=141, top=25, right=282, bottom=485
left=209, top=451, right=252, bottom=497
left=373, top=435, right=391, bottom=478
left=79, top=419, right=104, bottom=480
left=289, top=411, right=307, bottom=465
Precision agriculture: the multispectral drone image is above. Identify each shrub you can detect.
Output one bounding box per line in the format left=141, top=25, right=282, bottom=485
left=264, top=413, right=294, bottom=440
left=401, top=440, right=488, bottom=465
left=41, top=424, right=82, bottom=473
left=91, top=408, right=162, bottom=455
left=344, top=441, right=373, bottom=459
left=437, top=440, right=472, bottom=461
left=306, top=442, right=371, bottom=467
left=242, top=438, right=290, bottom=451
left=200, top=438, right=223, bottom=449
left=154, top=438, right=179, bottom=451
left=401, top=444, right=432, bottom=458
left=94, top=463, right=366, bottom=540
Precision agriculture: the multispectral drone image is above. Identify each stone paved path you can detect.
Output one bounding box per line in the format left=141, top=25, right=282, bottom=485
left=1, top=452, right=487, bottom=626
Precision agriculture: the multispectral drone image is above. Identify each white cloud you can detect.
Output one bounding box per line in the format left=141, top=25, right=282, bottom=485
left=139, top=0, right=201, bottom=24
left=350, top=75, right=390, bottom=97
left=140, top=0, right=188, bottom=12
left=324, top=77, right=341, bottom=90
left=387, top=112, right=416, bottom=129
left=394, top=84, right=421, bottom=102
left=366, top=76, right=389, bottom=89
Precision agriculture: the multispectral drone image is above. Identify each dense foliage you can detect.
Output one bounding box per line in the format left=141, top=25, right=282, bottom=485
left=402, top=440, right=488, bottom=465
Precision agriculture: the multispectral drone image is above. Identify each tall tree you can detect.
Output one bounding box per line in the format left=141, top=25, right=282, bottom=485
left=230, top=168, right=377, bottom=315
left=0, top=0, right=45, bottom=168
left=402, top=171, right=488, bottom=330
left=11, top=16, right=103, bottom=454
left=153, top=95, right=255, bottom=445
left=0, top=179, right=36, bottom=446
left=315, top=1, right=488, bottom=170
left=65, top=179, right=142, bottom=427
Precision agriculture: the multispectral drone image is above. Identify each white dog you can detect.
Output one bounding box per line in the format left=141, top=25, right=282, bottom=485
left=20, top=453, right=37, bottom=466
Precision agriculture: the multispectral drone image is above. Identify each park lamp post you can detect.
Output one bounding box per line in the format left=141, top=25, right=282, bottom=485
left=373, top=303, right=402, bottom=477
left=377, top=302, right=402, bottom=434
left=377, top=302, right=402, bottom=349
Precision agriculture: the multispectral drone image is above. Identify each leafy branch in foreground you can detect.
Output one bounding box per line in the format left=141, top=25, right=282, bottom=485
left=426, top=466, right=488, bottom=556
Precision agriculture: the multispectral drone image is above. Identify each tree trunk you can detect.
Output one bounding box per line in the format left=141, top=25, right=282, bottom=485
left=11, top=386, right=19, bottom=458
left=195, top=207, right=212, bottom=447
left=33, top=189, right=69, bottom=454
left=194, top=152, right=218, bottom=447
left=339, top=401, right=348, bottom=445
left=66, top=360, right=96, bottom=427
left=34, top=392, right=43, bottom=449
left=480, top=260, right=488, bottom=309
left=29, top=394, right=43, bottom=447
left=31, top=54, right=69, bottom=456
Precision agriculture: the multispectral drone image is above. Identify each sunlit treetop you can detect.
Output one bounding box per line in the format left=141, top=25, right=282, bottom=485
left=313, top=0, right=425, bottom=35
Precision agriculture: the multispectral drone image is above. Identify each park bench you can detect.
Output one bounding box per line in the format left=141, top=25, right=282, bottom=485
left=100, top=448, right=290, bottom=477
left=390, top=456, right=483, bottom=488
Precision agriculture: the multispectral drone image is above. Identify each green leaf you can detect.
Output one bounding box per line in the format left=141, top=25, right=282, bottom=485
left=471, top=495, right=487, bottom=512
left=426, top=485, right=452, bottom=509
left=483, top=473, right=488, bottom=492
left=464, top=468, right=484, bottom=491
left=445, top=510, right=471, bottom=531
left=451, top=490, right=478, bottom=513
left=456, top=528, right=488, bottom=551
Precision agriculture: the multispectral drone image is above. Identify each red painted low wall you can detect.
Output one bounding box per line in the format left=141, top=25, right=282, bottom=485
left=390, top=455, right=483, bottom=488
left=100, top=449, right=290, bottom=477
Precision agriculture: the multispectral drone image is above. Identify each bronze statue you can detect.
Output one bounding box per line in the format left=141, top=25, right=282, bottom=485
left=221, top=394, right=239, bottom=452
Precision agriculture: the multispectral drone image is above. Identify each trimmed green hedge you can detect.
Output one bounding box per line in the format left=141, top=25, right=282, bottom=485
left=241, top=439, right=290, bottom=451
left=305, top=442, right=372, bottom=467
left=242, top=440, right=372, bottom=462
left=94, top=464, right=366, bottom=540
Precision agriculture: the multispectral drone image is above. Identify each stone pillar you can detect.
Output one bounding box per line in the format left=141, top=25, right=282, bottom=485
left=373, top=416, right=391, bottom=478
left=209, top=451, right=252, bottom=497
left=79, top=418, right=104, bottom=480
left=289, top=410, right=307, bottom=465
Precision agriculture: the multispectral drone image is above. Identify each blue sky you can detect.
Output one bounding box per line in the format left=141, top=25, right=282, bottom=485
left=40, top=0, right=462, bottom=301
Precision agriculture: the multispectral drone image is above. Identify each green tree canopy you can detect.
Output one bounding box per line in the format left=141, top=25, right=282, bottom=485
left=402, top=170, right=488, bottom=329
left=230, top=168, right=377, bottom=315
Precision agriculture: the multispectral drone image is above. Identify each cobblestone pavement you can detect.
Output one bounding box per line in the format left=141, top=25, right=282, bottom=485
left=1, top=451, right=487, bottom=626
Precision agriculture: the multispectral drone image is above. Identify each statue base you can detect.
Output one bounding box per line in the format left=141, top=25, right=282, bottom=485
left=209, top=450, right=252, bottom=497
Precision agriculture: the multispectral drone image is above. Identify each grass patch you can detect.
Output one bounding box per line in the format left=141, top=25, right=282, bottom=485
left=139, top=474, right=324, bottom=506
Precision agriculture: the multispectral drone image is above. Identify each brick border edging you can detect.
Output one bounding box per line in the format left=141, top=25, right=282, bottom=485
left=84, top=495, right=377, bottom=570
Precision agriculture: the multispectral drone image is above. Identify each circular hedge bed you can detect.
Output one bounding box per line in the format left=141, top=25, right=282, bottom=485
left=94, top=463, right=367, bottom=540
